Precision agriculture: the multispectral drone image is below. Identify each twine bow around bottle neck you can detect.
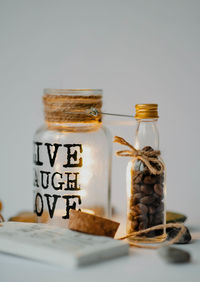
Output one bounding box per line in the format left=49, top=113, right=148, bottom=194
left=114, top=136, right=164, bottom=175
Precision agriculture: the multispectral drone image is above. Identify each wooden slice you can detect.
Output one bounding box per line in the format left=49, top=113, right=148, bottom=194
left=9, top=211, right=48, bottom=223
left=0, top=201, right=2, bottom=212
left=0, top=214, right=4, bottom=223
left=69, top=209, right=120, bottom=238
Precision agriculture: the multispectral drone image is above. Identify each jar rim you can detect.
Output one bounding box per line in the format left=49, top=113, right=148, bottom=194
left=44, top=89, right=103, bottom=96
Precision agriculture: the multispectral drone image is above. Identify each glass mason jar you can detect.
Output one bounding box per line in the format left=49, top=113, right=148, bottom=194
left=127, top=104, right=166, bottom=242
left=33, top=89, right=111, bottom=227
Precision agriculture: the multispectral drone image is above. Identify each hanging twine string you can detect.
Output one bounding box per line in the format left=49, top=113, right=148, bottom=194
left=114, top=136, right=164, bottom=175
left=117, top=223, right=187, bottom=249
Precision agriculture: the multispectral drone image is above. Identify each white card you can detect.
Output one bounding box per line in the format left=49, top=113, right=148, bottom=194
left=0, top=222, right=129, bottom=267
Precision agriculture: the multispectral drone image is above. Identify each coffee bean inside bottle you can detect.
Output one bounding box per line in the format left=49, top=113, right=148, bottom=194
left=127, top=152, right=165, bottom=241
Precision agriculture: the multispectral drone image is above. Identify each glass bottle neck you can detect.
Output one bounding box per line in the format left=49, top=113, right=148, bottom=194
left=134, top=119, right=159, bottom=150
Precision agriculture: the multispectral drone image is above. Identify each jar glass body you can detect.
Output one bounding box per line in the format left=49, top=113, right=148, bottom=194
left=126, top=119, right=166, bottom=242
left=33, top=121, right=111, bottom=227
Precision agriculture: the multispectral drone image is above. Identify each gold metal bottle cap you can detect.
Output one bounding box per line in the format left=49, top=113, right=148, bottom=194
left=135, top=104, right=159, bottom=119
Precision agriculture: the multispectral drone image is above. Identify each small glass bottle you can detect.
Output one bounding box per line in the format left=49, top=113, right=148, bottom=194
left=33, top=89, right=111, bottom=227
left=127, top=104, right=166, bottom=242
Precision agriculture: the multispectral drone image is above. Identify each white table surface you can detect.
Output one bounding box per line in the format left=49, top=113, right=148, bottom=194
left=1, top=221, right=200, bottom=282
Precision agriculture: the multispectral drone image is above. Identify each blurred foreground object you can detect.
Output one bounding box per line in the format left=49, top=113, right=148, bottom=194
left=166, top=211, right=187, bottom=223
left=0, top=214, right=4, bottom=223
left=0, top=200, right=4, bottom=222
left=0, top=200, right=3, bottom=212
left=9, top=211, right=48, bottom=223
left=0, top=222, right=129, bottom=267
left=158, top=246, right=191, bottom=263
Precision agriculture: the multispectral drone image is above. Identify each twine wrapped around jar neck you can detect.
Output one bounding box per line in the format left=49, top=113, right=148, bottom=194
left=114, top=136, right=164, bottom=175
left=43, top=93, right=102, bottom=124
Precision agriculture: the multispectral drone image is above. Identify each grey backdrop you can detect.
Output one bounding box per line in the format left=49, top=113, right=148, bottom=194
left=0, top=0, right=199, bottom=223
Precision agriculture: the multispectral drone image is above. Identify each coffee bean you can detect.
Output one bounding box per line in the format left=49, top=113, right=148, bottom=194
left=134, top=173, right=143, bottom=184
left=156, top=202, right=164, bottom=213
left=143, top=146, right=154, bottom=152
left=148, top=214, right=154, bottom=225
left=154, top=192, right=164, bottom=201
left=145, top=231, right=157, bottom=237
left=128, top=213, right=134, bottom=221
left=135, top=203, right=148, bottom=215
left=148, top=206, right=156, bottom=214
left=154, top=193, right=160, bottom=200
left=133, top=184, right=141, bottom=192
left=129, top=208, right=139, bottom=217
left=154, top=183, right=163, bottom=196
left=153, top=200, right=161, bottom=208
left=154, top=228, right=165, bottom=237
left=158, top=246, right=191, bottom=263
left=141, top=195, right=155, bottom=205
left=129, top=196, right=137, bottom=206
left=134, top=192, right=143, bottom=201
left=135, top=214, right=146, bottom=223
left=154, top=213, right=164, bottom=225
left=141, top=184, right=153, bottom=195
left=143, top=175, right=157, bottom=184
left=157, top=173, right=164, bottom=183
left=130, top=220, right=138, bottom=230
left=130, top=192, right=144, bottom=205
left=139, top=221, right=148, bottom=230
